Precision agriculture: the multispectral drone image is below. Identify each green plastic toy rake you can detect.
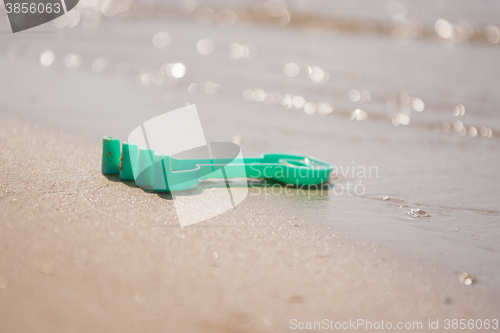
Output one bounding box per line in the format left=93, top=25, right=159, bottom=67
left=102, top=137, right=334, bottom=191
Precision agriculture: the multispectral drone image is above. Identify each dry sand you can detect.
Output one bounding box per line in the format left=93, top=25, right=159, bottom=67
left=1, top=116, right=498, bottom=332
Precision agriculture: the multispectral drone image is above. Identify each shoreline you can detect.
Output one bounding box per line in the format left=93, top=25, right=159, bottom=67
left=1, top=115, right=498, bottom=332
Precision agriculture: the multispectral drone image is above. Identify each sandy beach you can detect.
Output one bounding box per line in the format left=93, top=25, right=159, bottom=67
left=1, top=115, right=498, bottom=332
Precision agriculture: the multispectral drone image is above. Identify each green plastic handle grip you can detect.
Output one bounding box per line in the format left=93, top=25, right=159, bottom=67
left=171, top=154, right=331, bottom=185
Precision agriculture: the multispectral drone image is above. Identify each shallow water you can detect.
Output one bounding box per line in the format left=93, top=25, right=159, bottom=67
left=0, top=0, right=499, bottom=296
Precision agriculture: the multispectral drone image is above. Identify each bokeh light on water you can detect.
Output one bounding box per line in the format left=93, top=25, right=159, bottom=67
left=1, top=0, right=496, bottom=140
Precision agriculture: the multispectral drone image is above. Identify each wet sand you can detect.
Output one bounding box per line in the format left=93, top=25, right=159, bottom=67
left=1, top=116, right=498, bottom=332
